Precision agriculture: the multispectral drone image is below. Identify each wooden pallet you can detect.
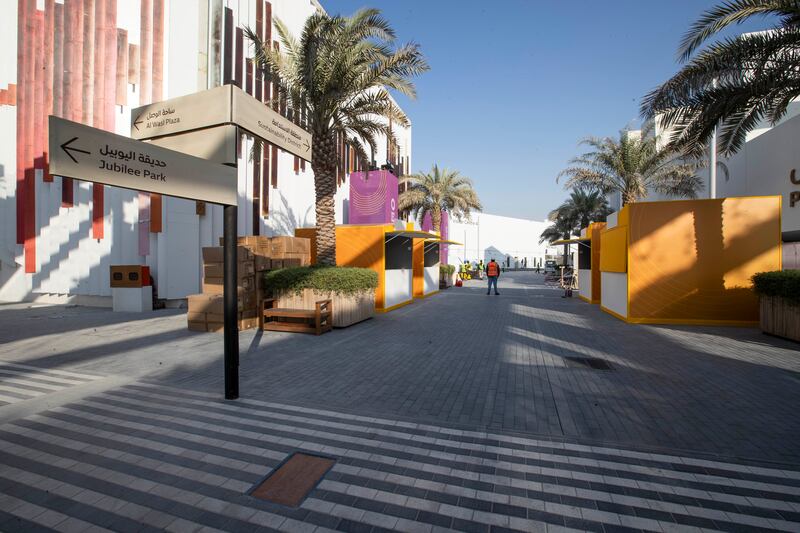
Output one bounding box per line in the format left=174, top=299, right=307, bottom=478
left=261, top=298, right=332, bottom=335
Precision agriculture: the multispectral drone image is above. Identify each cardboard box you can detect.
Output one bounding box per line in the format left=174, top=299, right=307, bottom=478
left=203, top=261, right=254, bottom=279
left=202, top=275, right=253, bottom=294
left=239, top=317, right=259, bottom=330
left=206, top=322, right=224, bottom=333
left=255, top=256, right=272, bottom=272
left=205, top=318, right=259, bottom=332
left=205, top=307, right=258, bottom=322
left=188, top=293, right=253, bottom=313
left=187, top=311, right=206, bottom=322
left=202, top=246, right=253, bottom=263
left=270, top=236, right=310, bottom=256
left=282, top=257, right=304, bottom=268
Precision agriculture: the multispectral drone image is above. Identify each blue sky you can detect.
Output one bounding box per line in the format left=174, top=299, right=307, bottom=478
left=326, top=0, right=771, bottom=220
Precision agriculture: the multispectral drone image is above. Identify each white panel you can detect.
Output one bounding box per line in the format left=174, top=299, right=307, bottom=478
left=112, top=286, right=153, bottom=312
left=424, top=264, right=438, bottom=294
left=601, top=272, right=627, bottom=318
left=385, top=268, right=412, bottom=308
left=578, top=269, right=592, bottom=301
left=606, top=211, right=618, bottom=229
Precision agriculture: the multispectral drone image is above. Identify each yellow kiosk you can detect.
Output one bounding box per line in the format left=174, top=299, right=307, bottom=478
left=599, top=196, right=782, bottom=325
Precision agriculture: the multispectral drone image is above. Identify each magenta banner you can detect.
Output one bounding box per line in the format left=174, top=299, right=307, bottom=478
left=422, top=211, right=449, bottom=263
left=349, top=170, right=398, bottom=225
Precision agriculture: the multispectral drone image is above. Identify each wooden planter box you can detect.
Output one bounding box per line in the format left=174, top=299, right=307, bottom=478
left=275, top=288, right=375, bottom=328
left=760, top=295, right=800, bottom=342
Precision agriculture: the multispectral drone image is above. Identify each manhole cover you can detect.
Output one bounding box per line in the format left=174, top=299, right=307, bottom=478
left=250, top=452, right=335, bottom=507
left=565, top=357, right=612, bottom=370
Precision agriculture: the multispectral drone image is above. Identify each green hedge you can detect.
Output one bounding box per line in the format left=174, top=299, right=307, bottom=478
left=752, top=270, right=800, bottom=305
left=440, top=264, right=455, bottom=276
left=263, top=266, right=378, bottom=295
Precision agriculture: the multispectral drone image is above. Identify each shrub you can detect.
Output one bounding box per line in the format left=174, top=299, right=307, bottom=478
left=752, top=270, right=800, bottom=305
left=439, top=264, right=455, bottom=276
left=263, top=266, right=378, bottom=295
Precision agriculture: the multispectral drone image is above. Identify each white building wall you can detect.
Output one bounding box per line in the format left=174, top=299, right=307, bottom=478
left=0, top=0, right=411, bottom=303
left=447, top=213, right=558, bottom=268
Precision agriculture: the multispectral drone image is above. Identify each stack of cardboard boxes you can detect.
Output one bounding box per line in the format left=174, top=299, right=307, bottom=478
left=187, top=236, right=311, bottom=332
left=187, top=246, right=258, bottom=332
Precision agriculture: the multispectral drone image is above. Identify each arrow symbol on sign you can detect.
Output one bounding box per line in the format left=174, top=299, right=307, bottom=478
left=60, top=137, right=91, bottom=164
left=303, top=139, right=310, bottom=152
left=133, top=116, right=144, bottom=131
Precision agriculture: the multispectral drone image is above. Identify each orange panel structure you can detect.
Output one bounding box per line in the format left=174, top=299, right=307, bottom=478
left=600, top=196, right=782, bottom=325
left=335, top=224, right=390, bottom=310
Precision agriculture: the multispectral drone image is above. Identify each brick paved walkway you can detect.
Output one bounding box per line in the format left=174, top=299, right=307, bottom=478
left=0, top=272, right=799, bottom=532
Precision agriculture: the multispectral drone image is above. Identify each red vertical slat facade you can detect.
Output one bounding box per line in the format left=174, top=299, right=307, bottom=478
left=43, top=0, right=55, bottom=182
left=53, top=2, right=64, bottom=118
left=235, top=27, right=243, bottom=88
left=150, top=0, right=164, bottom=234
left=152, top=0, right=164, bottom=102
left=223, top=8, right=233, bottom=84
left=83, top=0, right=95, bottom=125
left=253, top=143, right=260, bottom=234
left=91, top=0, right=106, bottom=240
left=61, top=0, right=82, bottom=208
left=16, top=0, right=26, bottom=244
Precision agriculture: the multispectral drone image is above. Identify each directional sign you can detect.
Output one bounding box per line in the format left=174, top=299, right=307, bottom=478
left=231, top=88, right=313, bottom=161
left=145, top=125, right=238, bottom=166
left=130, top=84, right=313, bottom=162
left=49, top=116, right=238, bottom=205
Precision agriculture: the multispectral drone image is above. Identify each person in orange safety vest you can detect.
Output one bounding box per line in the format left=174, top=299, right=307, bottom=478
left=486, top=258, right=500, bottom=295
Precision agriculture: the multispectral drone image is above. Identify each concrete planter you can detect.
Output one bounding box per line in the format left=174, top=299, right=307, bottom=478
left=760, top=295, right=800, bottom=342
left=275, top=288, right=375, bottom=328
left=439, top=270, right=458, bottom=289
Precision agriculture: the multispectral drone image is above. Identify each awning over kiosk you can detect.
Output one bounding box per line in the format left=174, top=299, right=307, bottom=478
left=386, top=230, right=438, bottom=240
left=424, top=238, right=463, bottom=246
left=552, top=237, right=590, bottom=246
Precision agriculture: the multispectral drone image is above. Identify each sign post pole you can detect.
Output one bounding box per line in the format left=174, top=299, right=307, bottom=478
left=223, top=203, right=239, bottom=399
left=49, top=115, right=241, bottom=400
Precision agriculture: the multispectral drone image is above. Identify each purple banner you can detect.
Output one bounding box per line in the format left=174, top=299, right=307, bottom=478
left=349, top=170, right=398, bottom=225
left=422, top=211, right=449, bottom=263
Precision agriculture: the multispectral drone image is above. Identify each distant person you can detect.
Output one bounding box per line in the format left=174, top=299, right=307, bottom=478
left=477, top=260, right=485, bottom=280
left=486, top=258, right=500, bottom=295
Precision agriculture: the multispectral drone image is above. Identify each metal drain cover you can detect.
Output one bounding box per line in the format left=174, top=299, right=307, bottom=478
left=565, top=357, right=612, bottom=370
left=250, top=452, right=336, bottom=507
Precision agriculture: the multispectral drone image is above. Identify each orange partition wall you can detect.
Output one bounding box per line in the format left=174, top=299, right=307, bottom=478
left=589, top=222, right=605, bottom=303
left=627, top=197, right=781, bottom=325
left=295, top=227, right=317, bottom=265
left=335, top=225, right=389, bottom=308
left=412, top=238, right=424, bottom=297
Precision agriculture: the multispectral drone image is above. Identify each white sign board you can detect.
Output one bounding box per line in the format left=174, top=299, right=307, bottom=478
left=49, top=116, right=238, bottom=205
left=131, top=84, right=313, bottom=162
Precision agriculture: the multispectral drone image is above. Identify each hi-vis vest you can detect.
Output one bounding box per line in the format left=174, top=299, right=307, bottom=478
left=487, top=262, right=499, bottom=277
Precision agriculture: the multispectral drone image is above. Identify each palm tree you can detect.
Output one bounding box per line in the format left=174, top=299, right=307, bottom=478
left=539, top=210, right=578, bottom=267
left=548, top=188, right=612, bottom=232
left=398, top=164, right=482, bottom=234
left=246, top=9, right=429, bottom=266
left=642, top=0, right=800, bottom=156
left=557, top=129, right=703, bottom=206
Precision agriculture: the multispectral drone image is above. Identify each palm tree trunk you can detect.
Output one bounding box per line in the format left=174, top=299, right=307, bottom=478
left=311, top=132, right=338, bottom=266
left=431, top=207, right=442, bottom=234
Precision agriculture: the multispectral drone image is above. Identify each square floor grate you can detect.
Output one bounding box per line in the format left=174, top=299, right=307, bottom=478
left=250, top=452, right=336, bottom=507
left=565, top=357, right=613, bottom=370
